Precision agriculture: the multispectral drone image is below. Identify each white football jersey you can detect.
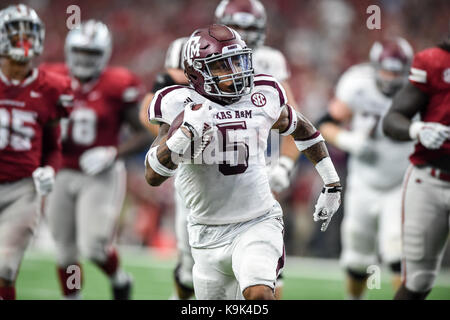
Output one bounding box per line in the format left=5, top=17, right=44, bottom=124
left=335, top=63, right=413, bottom=189
left=149, top=74, right=288, bottom=224
left=253, top=45, right=290, bottom=82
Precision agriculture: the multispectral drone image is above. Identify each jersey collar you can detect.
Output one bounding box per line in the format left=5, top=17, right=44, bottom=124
left=0, top=68, right=39, bottom=87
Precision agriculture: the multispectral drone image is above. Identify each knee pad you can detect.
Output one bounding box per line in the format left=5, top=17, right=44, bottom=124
left=407, top=271, right=436, bottom=293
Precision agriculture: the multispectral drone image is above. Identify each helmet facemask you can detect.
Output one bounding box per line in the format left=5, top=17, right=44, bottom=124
left=375, top=57, right=409, bottom=97
left=0, top=18, right=44, bottom=63
left=196, top=48, right=254, bottom=103
left=66, top=46, right=107, bottom=81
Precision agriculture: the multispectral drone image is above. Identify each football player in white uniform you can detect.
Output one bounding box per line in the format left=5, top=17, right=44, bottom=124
left=145, top=24, right=342, bottom=300
left=318, top=38, right=414, bottom=299
left=139, top=0, right=299, bottom=300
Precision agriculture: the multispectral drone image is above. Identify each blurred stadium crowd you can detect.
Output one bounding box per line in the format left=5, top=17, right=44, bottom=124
left=12, top=0, right=450, bottom=263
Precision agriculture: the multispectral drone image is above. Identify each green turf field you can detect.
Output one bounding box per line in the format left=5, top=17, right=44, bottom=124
left=16, top=247, right=450, bottom=300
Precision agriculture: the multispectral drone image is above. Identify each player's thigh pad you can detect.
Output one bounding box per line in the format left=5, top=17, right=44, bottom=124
left=77, top=162, right=127, bottom=262
left=232, top=216, right=284, bottom=294
left=0, top=179, right=38, bottom=281
left=46, top=170, right=79, bottom=266
left=340, top=182, right=379, bottom=271
left=402, top=166, right=450, bottom=292
left=191, top=245, right=242, bottom=300
left=379, top=185, right=402, bottom=264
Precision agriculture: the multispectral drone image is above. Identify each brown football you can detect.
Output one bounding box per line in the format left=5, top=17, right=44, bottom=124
left=167, top=104, right=202, bottom=138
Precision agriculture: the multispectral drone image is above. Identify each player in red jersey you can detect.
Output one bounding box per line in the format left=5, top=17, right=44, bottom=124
left=0, top=4, right=72, bottom=300
left=43, top=20, right=151, bottom=300
left=383, top=35, right=450, bottom=299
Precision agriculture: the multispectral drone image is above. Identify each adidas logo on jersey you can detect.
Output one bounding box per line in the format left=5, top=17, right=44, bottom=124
left=183, top=97, right=193, bottom=106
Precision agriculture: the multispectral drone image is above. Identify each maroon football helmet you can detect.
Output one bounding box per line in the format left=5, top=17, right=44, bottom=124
left=369, top=37, right=413, bottom=96
left=214, top=0, right=267, bottom=48
left=183, top=24, right=254, bottom=105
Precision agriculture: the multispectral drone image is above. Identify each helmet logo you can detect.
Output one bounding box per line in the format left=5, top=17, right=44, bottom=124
left=184, top=36, right=201, bottom=65
left=251, top=92, right=266, bottom=107
left=443, top=68, right=450, bottom=83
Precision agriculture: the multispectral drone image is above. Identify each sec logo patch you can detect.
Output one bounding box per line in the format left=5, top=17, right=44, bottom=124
left=251, top=92, right=266, bottom=107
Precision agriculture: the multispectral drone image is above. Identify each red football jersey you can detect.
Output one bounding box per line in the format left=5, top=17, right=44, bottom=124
left=0, top=67, right=72, bottom=183
left=408, top=47, right=450, bottom=166
left=42, top=63, right=144, bottom=170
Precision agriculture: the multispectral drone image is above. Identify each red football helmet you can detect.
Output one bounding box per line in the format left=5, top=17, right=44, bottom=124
left=214, top=0, right=267, bottom=48
left=369, top=37, right=413, bottom=96
left=183, top=24, right=254, bottom=105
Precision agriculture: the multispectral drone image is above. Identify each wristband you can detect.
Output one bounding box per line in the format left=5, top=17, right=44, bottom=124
left=409, top=121, right=424, bottom=140
left=166, top=128, right=192, bottom=155
left=315, top=157, right=340, bottom=185
left=295, top=132, right=324, bottom=151
left=146, top=146, right=176, bottom=177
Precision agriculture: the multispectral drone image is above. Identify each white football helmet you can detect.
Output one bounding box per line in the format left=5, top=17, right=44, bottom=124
left=0, top=4, right=45, bottom=62
left=65, top=20, right=112, bottom=81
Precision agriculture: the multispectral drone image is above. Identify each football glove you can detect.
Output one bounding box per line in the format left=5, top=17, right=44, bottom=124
left=335, top=130, right=377, bottom=163
left=182, top=101, right=215, bottom=139
left=268, top=156, right=295, bottom=193
left=32, top=166, right=55, bottom=196
left=313, top=185, right=342, bottom=232
left=79, top=146, right=117, bottom=175
left=409, top=121, right=450, bottom=150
